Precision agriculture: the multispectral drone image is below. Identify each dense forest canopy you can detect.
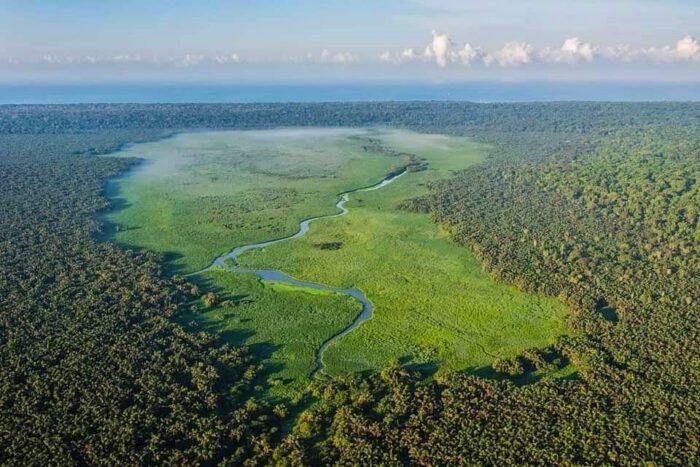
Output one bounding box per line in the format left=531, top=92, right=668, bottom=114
left=0, top=102, right=698, bottom=465
left=2, top=101, right=700, bottom=134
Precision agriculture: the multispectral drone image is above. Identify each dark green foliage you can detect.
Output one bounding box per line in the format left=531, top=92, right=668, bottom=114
left=520, top=347, right=561, bottom=372
left=2, top=102, right=700, bottom=135
left=360, top=136, right=428, bottom=174
left=285, top=365, right=698, bottom=465
left=492, top=357, right=525, bottom=377
left=396, top=196, right=432, bottom=213
left=315, top=242, right=343, bottom=250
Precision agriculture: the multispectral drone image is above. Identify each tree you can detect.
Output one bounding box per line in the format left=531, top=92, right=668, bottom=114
left=202, top=292, right=217, bottom=308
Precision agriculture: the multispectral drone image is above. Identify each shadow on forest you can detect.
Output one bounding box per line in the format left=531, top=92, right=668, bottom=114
left=180, top=273, right=288, bottom=394
left=94, top=191, right=134, bottom=238
left=95, top=172, right=194, bottom=275
left=470, top=360, right=579, bottom=386
left=469, top=365, right=543, bottom=385
left=400, top=354, right=441, bottom=379
left=596, top=298, right=618, bottom=323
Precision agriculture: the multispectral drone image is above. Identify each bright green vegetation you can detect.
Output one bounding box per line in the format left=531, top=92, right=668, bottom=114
left=238, top=130, right=569, bottom=375
left=106, top=127, right=568, bottom=386
left=105, top=128, right=400, bottom=273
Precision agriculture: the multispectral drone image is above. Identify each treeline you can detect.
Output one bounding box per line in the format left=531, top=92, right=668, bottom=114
left=1, top=103, right=698, bottom=465
left=274, top=363, right=694, bottom=465
left=2, top=101, right=700, bottom=135
left=359, top=136, right=428, bottom=174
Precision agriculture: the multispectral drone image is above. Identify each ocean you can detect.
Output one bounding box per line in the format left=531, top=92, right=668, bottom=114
left=1, top=82, right=699, bottom=104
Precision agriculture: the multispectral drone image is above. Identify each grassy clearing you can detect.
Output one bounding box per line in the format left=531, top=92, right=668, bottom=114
left=105, top=127, right=569, bottom=389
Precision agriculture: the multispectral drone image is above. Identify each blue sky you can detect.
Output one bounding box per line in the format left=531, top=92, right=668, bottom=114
left=1, top=0, right=699, bottom=82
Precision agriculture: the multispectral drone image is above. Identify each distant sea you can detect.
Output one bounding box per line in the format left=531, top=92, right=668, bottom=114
left=1, top=82, right=700, bottom=104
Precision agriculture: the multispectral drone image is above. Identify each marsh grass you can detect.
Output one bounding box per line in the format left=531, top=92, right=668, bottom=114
left=107, top=127, right=569, bottom=390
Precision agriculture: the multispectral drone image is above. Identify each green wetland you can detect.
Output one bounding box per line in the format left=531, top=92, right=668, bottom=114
left=105, top=127, right=568, bottom=391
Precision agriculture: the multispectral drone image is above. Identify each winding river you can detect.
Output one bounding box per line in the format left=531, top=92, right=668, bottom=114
left=193, top=170, right=407, bottom=377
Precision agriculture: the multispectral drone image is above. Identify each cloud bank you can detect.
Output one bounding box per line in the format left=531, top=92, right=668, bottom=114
left=5, top=34, right=700, bottom=70
left=378, top=32, right=700, bottom=68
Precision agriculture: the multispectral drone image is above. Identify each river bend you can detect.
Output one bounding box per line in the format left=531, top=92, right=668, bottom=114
left=194, top=170, right=407, bottom=377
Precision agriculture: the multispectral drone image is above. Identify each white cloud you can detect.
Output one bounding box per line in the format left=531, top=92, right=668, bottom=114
left=212, top=53, right=240, bottom=64
left=379, top=51, right=392, bottom=62
left=484, top=41, right=533, bottom=66
left=599, top=44, right=634, bottom=62
left=540, top=37, right=596, bottom=64
left=379, top=47, right=419, bottom=64
left=629, top=36, right=700, bottom=63
left=319, top=49, right=358, bottom=64
left=112, top=54, right=142, bottom=63
left=38, top=54, right=145, bottom=65
left=451, top=43, right=482, bottom=65
left=173, top=53, right=242, bottom=66
left=401, top=47, right=418, bottom=60
left=638, top=46, right=673, bottom=62
left=387, top=32, right=700, bottom=68
left=42, top=54, right=75, bottom=64
left=179, top=54, right=205, bottom=67
left=676, top=35, right=700, bottom=60
left=424, top=30, right=452, bottom=67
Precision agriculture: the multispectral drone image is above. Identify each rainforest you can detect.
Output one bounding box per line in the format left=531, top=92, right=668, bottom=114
left=1, top=102, right=698, bottom=465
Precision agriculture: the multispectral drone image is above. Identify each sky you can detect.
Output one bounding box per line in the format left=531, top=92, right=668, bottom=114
left=0, top=0, right=699, bottom=83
